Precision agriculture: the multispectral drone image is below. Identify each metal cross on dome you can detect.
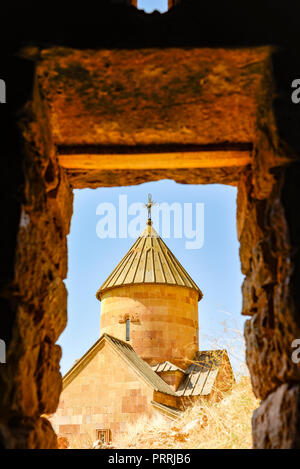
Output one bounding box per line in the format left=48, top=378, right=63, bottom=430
left=145, top=193, right=157, bottom=220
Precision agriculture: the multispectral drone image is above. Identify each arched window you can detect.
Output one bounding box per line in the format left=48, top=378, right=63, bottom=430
left=126, top=318, right=130, bottom=341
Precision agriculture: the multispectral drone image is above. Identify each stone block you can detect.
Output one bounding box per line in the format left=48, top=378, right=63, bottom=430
left=252, top=383, right=300, bottom=449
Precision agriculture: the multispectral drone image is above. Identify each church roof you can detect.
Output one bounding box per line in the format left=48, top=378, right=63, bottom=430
left=96, top=220, right=203, bottom=300
left=152, top=361, right=186, bottom=374
left=176, top=350, right=231, bottom=396
left=62, top=334, right=234, bottom=401
left=63, top=333, right=177, bottom=396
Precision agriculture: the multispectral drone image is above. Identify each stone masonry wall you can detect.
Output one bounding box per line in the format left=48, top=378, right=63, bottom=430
left=238, top=50, right=300, bottom=448
left=0, top=58, right=73, bottom=448
left=51, top=341, right=155, bottom=440
left=100, top=284, right=199, bottom=368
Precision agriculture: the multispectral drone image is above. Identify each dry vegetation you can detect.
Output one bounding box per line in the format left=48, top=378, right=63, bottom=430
left=113, top=376, right=259, bottom=449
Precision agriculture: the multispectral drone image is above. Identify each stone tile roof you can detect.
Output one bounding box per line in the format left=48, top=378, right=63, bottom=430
left=96, top=221, right=202, bottom=300
left=151, top=360, right=186, bottom=374
left=176, top=350, right=227, bottom=396
left=63, top=333, right=177, bottom=396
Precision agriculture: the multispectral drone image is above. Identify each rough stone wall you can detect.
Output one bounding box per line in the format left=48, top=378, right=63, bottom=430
left=100, top=284, right=199, bottom=368
left=238, top=50, right=300, bottom=448
left=35, top=46, right=269, bottom=189
left=50, top=341, right=155, bottom=440
left=36, top=46, right=267, bottom=148
left=0, top=58, right=73, bottom=448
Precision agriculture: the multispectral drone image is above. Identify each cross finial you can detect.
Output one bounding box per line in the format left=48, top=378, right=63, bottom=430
left=145, top=193, right=156, bottom=222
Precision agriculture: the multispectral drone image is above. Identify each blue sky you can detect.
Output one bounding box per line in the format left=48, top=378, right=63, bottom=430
left=58, top=181, right=246, bottom=377
left=137, top=0, right=168, bottom=13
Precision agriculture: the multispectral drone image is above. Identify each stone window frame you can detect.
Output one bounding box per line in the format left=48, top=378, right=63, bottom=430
left=2, top=46, right=300, bottom=449
left=96, top=428, right=111, bottom=444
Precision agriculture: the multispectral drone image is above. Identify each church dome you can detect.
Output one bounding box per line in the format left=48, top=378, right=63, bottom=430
left=96, top=219, right=203, bottom=301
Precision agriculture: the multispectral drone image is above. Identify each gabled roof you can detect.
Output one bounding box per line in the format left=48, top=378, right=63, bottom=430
left=176, top=350, right=229, bottom=396
left=96, top=220, right=202, bottom=300
left=152, top=361, right=186, bottom=374
left=63, top=333, right=177, bottom=396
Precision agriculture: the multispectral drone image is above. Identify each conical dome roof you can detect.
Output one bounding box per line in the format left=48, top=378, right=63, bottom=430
left=96, top=220, right=203, bottom=301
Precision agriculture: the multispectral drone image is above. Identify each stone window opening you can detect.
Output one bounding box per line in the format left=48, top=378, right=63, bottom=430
left=137, top=0, right=168, bottom=13
left=126, top=318, right=131, bottom=341
left=3, top=45, right=299, bottom=449
left=96, top=429, right=111, bottom=444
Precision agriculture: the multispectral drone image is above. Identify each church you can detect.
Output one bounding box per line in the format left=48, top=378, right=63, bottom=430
left=49, top=196, right=234, bottom=444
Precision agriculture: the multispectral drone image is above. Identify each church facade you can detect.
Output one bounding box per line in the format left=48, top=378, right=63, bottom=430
left=50, top=207, right=234, bottom=444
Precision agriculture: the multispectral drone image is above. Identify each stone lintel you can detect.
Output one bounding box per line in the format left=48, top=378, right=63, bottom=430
left=58, top=150, right=251, bottom=171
